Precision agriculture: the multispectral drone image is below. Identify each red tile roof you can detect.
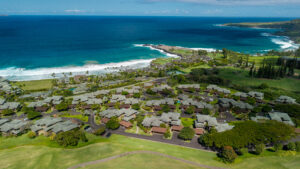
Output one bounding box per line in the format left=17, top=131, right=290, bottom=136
left=171, top=125, right=184, bottom=131
left=151, top=127, right=167, bottom=134
left=101, top=118, right=110, bottom=124
left=120, top=121, right=133, bottom=128
left=194, top=128, right=205, bottom=135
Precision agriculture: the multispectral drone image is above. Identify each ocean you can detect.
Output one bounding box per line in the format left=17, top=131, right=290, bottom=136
left=0, top=16, right=298, bottom=81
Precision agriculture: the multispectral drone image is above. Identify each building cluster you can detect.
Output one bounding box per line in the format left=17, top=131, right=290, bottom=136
left=275, top=95, right=296, bottom=104
left=251, top=111, right=295, bottom=126
left=99, top=108, right=139, bottom=122
left=31, top=117, right=79, bottom=135
left=0, top=119, right=28, bottom=136
left=218, top=98, right=253, bottom=113
left=0, top=101, right=21, bottom=111
left=194, top=114, right=234, bottom=132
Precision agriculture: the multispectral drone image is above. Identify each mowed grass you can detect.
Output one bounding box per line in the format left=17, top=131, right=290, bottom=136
left=0, top=134, right=299, bottom=169
left=218, top=67, right=300, bottom=92
left=13, top=79, right=53, bottom=91
left=83, top=153, right=204, bottom=169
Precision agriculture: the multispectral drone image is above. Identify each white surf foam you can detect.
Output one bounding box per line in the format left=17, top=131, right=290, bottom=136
left=0, top=59, right=154, bottom=81
left=271, top=37, right=299, bottom=50
left=134, top=44, right=180, bottom=58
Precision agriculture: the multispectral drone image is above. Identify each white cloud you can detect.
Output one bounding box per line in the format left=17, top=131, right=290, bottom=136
left=143, top=0, right=300, bottom=5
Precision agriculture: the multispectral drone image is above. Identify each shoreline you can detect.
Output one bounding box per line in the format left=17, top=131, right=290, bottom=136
left=222, top=19, right=300, bottom=45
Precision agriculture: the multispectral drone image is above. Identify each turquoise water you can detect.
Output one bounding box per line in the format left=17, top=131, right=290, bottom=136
left=0, top=16, right=298, bottom=80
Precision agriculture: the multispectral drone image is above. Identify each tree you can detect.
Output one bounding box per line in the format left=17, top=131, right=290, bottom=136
left=295, top=142, right=300, bottom=152
left=198, top=50, right=208, bottom=56
left=121, top=91, right=129, bottom=95
left=133, top=93, right=141, bottom=98
left=27, top=131, right=36, bottom=139
left=27, top=111, right=42, bottom=120
left=178, top=127, right=195, bottom=140
left=1, top=109, right=14, bottom=116
left=146, top=88, right=156, bottom=95
left=220, top=146, right=237, bottom=163
left=274, top=143, right=283, bottom=152
left=255, top=144, right=265, bottom=155
left=55, top=129, right=87, bottom=147
left=201, top=108, right=210, bottom=115
left=185, top=106, right=195, bottom=114
left=93, top=126, right=106, bottom=136
left=295, top=47, right=300, bottom=57
left=286, top=142, right=296, bottom=151
left=55, top=102, right=69, bottom=112
left=132, top=103, right=140, bottom=110
left=164, top=130, right=171, bottom=138
left=199, top=121, right=293, bottom=149
left=161, top=104, right=170, bottom=113
left=222, top=48, right=229, bottom=59
left=106, top=117, right=120, bottom=130
left=258, top=83, right=269, bottom=89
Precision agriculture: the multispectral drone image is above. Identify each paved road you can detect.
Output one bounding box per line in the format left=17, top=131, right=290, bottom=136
left=108, top=128, right=212, bottom=151
left=67, top=150, right=226, bottom=169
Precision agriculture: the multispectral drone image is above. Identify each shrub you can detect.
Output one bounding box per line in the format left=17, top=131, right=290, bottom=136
left=255, top=144, right=265, bottom=155
left=106, top=117, right=120, bottom=130
left=160, top=123, right=167, bottom=128
left=55, top=129, right=87, bottom=147
left=55, top=102, right=69, bottom=111
left=27, top=111, right=42, bottom=120
left=274, top=143, right=283, bottom=152
left=220, top=146, right=237, bottom=163
left=295, top=142, right=300, bottom=152
left=246, top=97, right=256, bottom=105
left=202, top=108, right=210, bottom=115
left=286, top=142, right=296, bottom=151
left=161, top=104, right=170, bottom=112
left=121, top=91, right=129, bottom=95
left=27, top=131, right=36, bottom=139
left=178, top=127, right=195, bottom=140
left=200, top=121, right=293, bottom=149
left=94, top=126, right=106, bottom=136
left=261, top=104, right=272, bottom=113
left=132, top=103, right=140, bottom=110
left=164, top=130, right=171, bottom=138
left=185, top=106, right=195, bottom=114
left=235, top=148, right=248, bottom=155
left=161, top=89, right=173, bottom=96
left=258, top=83, right=269, bottom=89
left=1, top=109, right=14, bottom=116
left=133, top=93, right=141, bottom=98
left=146, top=88, right=156, bottom=95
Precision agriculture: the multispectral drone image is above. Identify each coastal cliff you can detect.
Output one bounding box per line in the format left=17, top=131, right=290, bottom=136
left=224, top=19, right=300, bottom=44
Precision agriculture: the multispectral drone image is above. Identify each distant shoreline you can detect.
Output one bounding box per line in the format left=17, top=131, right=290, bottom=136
left=223, top=19, right=300, bottom=44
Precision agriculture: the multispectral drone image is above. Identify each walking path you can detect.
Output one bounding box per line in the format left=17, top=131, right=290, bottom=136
left=67, top=150, right=227, bottom=169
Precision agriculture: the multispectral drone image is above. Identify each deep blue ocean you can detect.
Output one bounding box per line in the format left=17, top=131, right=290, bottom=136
left=0, top=16, right=298, bottom=80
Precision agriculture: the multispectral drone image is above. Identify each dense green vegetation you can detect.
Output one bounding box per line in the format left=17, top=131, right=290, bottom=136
left=55, top=129, right=88, bottom=147
left=178, top=127, right=195, bottom=140
left=199, top=121, right=294, bottom=150
left=0, top=134, right=299, bottom=169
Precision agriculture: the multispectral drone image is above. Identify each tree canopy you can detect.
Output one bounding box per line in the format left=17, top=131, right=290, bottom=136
left=199, top=121, right=294, bottom=149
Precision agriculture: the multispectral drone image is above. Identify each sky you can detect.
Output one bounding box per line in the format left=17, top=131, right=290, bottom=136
left=0, top=0, right=300, bottom=17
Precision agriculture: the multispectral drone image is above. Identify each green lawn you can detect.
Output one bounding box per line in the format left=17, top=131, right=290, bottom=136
left=13, top=79, right=53, bottom=91
left=83, top=153, right=204, bottom=169
left=60, top=114, right=89, bottom=122
left=0, top=134, right=299, bottom=169
left=218, top=67, right=300, bottom=92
